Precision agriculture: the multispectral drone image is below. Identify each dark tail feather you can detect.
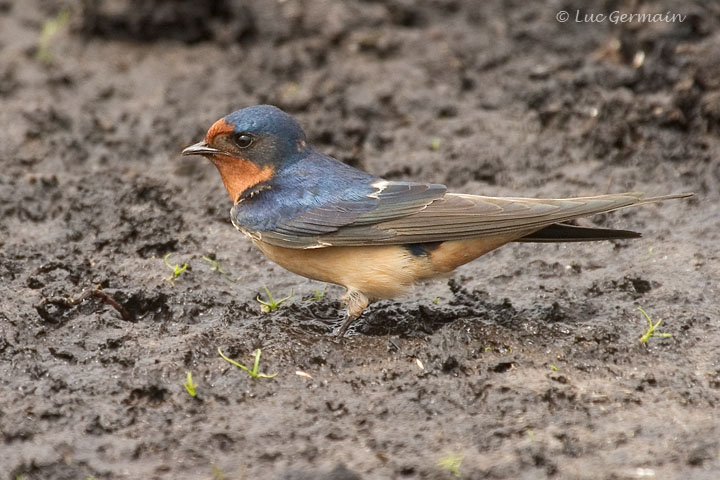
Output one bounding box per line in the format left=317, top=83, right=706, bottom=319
left=516, top=223, right=642, bottom=243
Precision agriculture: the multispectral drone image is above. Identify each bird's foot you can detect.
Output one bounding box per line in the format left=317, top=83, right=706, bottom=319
left=336, top=289, right=369, bottom=337
left=336, top=313, right=359, bottom=337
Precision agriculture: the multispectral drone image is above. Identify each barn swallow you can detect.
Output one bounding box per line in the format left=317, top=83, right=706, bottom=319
left=182, top=105, right=691, bottom=336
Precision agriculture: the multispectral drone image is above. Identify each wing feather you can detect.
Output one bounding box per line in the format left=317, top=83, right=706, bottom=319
left=256, top=183, right=689, bottom=249
left=312, top=193, right=646, bottom=246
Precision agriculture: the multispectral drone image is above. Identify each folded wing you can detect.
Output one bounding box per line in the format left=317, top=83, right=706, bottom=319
left=256, top=181, right=689, bottom=249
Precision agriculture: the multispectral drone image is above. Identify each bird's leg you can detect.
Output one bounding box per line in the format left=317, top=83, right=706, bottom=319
left=337, top=289, right=369, bottom=337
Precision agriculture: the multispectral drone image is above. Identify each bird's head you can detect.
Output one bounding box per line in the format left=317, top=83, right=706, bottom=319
left=182, top=105, right=308, bottom=203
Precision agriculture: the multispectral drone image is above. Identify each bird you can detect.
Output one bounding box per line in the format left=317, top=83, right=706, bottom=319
left=182, top=105, right=691, bottom=336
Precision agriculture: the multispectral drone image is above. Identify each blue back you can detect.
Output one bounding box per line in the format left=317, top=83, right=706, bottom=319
left=231, top=149, right=379, bottom=232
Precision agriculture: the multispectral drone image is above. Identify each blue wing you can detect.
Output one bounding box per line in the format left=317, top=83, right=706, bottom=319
left=230, top=151, right=675, bottom=249
left=230, top=151, right=446, bottom=247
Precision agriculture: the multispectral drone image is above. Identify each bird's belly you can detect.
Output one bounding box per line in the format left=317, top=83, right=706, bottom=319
left=251, top=240, right=434, bottom=300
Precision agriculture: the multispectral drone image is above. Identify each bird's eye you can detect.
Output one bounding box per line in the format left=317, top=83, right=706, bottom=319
left=233, top=133, right=254, bottom=149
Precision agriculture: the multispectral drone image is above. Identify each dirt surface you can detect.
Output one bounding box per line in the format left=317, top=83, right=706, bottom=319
left=1, top=0, right=719, bottom=478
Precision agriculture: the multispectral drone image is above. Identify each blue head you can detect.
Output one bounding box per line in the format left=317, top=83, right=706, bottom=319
left=182, top=105, right=310, bottom=202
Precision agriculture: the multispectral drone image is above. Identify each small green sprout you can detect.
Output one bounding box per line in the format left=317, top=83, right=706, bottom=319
left=184, top=371, right=197, bottom=397
left=638, top=307, right=671, bottom=343
left=437, top=453, right=463, bottom=478
left=37, top=9, right=70, bottom=62
left=549, top=364, right=558, bottom=372
left=202, top=256, right=240, bottom=282
left=432, top=297, right=439, bottom=305
left=163, top=253, right=188, bottom=284
left=218, top=348, right=278, bottom=379
left=430, top=137, right=441, bottom=151
left=484, top=346, right=492, bottom=352
left=527, top=429, right=536, bottom=441
left=304, top=284, right=327, bottom=302
left=211, top=464, right=225, bottom=480
left=257, top=285, right=293, bottom=313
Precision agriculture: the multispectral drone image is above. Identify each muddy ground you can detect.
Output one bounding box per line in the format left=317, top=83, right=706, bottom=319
left=1, top=0, right=719, bottom=478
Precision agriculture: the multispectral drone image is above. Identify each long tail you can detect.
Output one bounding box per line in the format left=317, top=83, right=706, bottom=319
left=518, top=224, right=641, bottom=242
left=632, top=193, right=694, bottom=204
left=517, top=192, right=692, bottom=243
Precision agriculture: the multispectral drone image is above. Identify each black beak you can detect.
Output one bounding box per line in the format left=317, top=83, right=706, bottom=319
left=181, top=141, right=222, bottom=156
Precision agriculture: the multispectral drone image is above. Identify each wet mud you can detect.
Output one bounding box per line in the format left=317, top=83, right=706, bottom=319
left=1, top=0, right=719, bottom=478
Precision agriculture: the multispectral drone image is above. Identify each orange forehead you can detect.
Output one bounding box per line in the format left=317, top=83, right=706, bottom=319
left=205, top=118, right=235, bottom=143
